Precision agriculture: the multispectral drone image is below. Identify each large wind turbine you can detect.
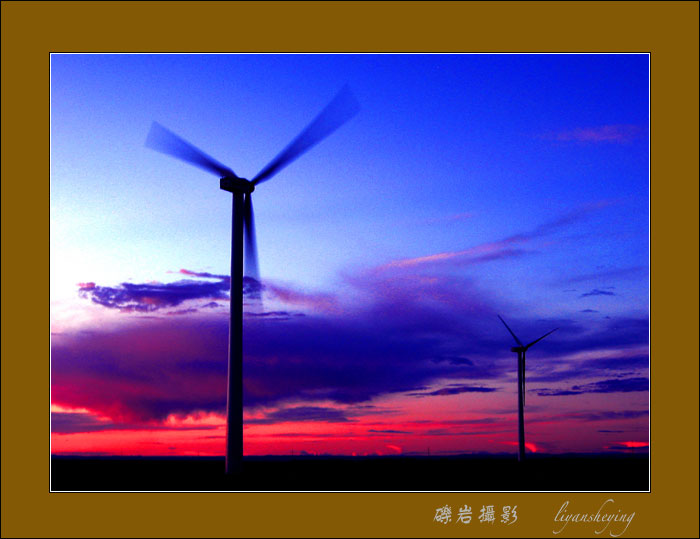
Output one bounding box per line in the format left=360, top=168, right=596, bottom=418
left=498, top=315, right=557, bottom=462
left=146, top=86, right=359, bottom=474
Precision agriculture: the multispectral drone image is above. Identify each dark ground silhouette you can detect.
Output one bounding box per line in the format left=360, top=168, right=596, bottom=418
left=51, top=453, right=648, bottom=491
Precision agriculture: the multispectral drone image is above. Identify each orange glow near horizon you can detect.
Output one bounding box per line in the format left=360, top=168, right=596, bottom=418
left=50, top=374, right=648, bottom=457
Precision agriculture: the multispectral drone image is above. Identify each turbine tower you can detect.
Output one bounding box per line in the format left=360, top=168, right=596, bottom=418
left=146, top=86, right=359, bottom=474
left=498, top=315, right=557, bottom=462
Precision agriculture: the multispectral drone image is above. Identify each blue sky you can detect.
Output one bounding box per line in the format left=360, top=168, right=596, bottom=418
left=51, top=54, right=649, bottom=456
left=51, top=54, right=648, bottom=295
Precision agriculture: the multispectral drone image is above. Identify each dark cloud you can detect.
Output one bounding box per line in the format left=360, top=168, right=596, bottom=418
left=77, top=272, right=268, bottom=313
left=575, top=410, right=648, bottom=422
left=51, top=412, right=115, bottom=433
left=605, top=440, right=649, bottom=453
left=367, top=429, right=411, bottom=434
left=605, top=445, right=634, bottom=451
left=54, top=274, right=505, bottom=422
left=536, top=389, right=581, bottom=396
left=246, top=406, right=351, bottom=425
left=579, top=288, right=616, bottom=298
left=531, top=410, right=648, bottom=425
left=425, top=428, right=512, bottom=437
left=431, top=356, right=474, bottom=366
left=51, top=411, right=217, bottom=434
left=244, top=310, right=304, bottom=321
left=408, top=384, right=498, bottom=397
left=516, top=317, right=648, bottom=363
left=584, top=377, right=649, bottom=392
left=528, top=354, right=648, bottom=383
left=536, top=377, right=648, bottom=396
left=580, top=309, right=599, bottom=313
left=605, top=443, right=648, bottom=452
left=78, top=278, right=230, bottom=312
left=55, top=267, right=648, bottom=426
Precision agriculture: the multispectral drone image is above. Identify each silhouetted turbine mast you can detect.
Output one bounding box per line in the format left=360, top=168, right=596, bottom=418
left=146, top=87, right=359, bottom=474
left=498, top=315, right=557, bottom=462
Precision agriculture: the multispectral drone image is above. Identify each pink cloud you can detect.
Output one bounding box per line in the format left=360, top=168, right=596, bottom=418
left=376, top=201, right=613, bottom=271
left=544, top=124, right=645, bottom=143
left=266, top=282, right=340, bottom=313
left=377, top=239, right=525, bottom=271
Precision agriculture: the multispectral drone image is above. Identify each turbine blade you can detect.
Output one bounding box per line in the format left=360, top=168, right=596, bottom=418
left=522, top=354, right=526, bottom=407
left=145, top=121, right=235, bottom=178
left=243, top=193, right=261, bottom=301
left=498, top=315, right=523, bottom=347
left=251, top=85, right=359, bottom=185
left=525, top=328, right=558, bottom=349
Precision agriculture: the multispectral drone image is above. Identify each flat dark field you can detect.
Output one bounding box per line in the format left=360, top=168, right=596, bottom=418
left=51, top=453, right=648, bottom=491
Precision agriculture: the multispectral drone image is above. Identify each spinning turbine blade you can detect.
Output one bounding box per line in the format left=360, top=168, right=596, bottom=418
left=525, top=328, right=558, bottom=349
left=243, top=193, right=260, bottom=280
left=498, top=315, right=523, bottom=347
left=145, top=121, right=236, bottom=178
left=243, top=193, right=261, bottom=300
left=522, top=355, right=526, bottom=406
left=252, top=85, right=360, bottom=185
left=144, top=90, right=360, bottom=475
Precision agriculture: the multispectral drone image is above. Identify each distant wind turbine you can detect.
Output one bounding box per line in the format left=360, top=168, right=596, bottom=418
left=146, top=86, right=359, bottom=473
left=498, top=315, right=557, bottom=462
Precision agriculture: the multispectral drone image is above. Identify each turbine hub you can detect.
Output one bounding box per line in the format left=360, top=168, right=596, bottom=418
left=511, top=347, right=525, bottom=353
left=220, top=176, right=254, bottom=194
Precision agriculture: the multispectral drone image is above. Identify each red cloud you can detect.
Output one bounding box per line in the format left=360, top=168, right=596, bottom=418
left=618, top=441, right=648, bottom=448
left=504, top=441, right=538, bottom=453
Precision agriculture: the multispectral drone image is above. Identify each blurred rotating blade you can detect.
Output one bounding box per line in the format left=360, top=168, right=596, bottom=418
left=251, top=85, right=360, bottom=185
left=522, top=355, right=526, bottom=406
left=243, top=193, right=261, bottom=301
left=145, top=121, right=235, bottom=178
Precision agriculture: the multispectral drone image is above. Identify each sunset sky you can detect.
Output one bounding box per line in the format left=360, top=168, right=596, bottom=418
left=50, top=54, right=649, bottom=457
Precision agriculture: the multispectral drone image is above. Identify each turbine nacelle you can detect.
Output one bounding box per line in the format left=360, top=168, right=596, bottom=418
left=511, top=346, right=525, bottom=353
left=220, top=176, right=254, bottom=194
